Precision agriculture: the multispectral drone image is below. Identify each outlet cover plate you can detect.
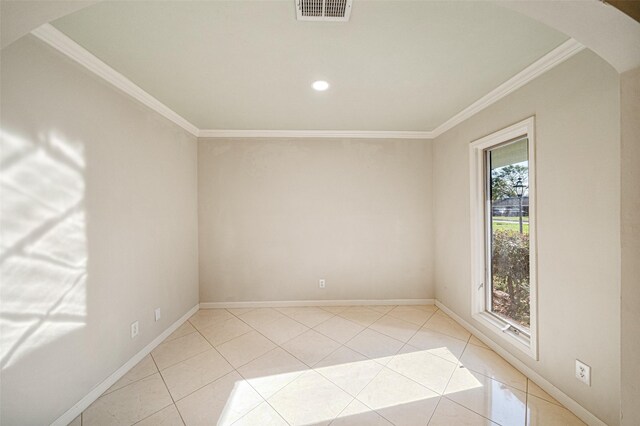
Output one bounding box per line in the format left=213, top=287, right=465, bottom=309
left=575, top=359, right=591, bottom=386
left=131, top=321, right=139, bottom=339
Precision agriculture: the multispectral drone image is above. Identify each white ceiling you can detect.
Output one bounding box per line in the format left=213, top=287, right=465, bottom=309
left=51, top=1, right=568, bottom=132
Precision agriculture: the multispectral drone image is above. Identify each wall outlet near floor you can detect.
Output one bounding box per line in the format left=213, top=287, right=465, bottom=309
left=319, top=279, right=326, bottom=288
left=131, top=321, right=139, bottom=339
left=575, top=359, right=591, bottom=386
left=155, top=308, right=161, bottom=322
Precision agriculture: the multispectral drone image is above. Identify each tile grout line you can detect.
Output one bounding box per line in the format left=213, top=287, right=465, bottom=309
left=440, top=334, right=514, bottom=425
left=85, top=356, right=174, bottom=425
left=339, top=306, right=436, bottom=366
left=180, top=316, right=248, bottom=397
left=228, top=306, right=401, bottom=424
left=100, top=368, right=159, bottom=397
left=131, top=313, right=252, bottom=421
left=222, top=307, right=317, bottom=426
left=197, top=315, right=255, bottom=346
left=525, top=378, right=530, bottom=426
left=153, top=354, right=183, bottom=421
left=328, top=305, right=442, bottom=425
left=230, top=364, right=293, bottom=426
left=160, top=313, right=272, bottom=425
left=455, top=344, right=529, bottom=394
left=426, top=334, right=474, bottom=425
left=360, top=308, right=463, bottom=398
left=204, top=313, right=292, bottom=425
left=344, top=365, right=398, bottom=425
left=346, top=307, right=452, bottom=424
left=432, top=311, right=532, bottom=397
left=131, top=353, right=186, bottom=426
left=323, top=309, right=411, bottom=426
left=232, top=307, right=348, bottom=370
left=150, top=322, right=214, bottom=370
left=426, top=396, right=443, bottom=425
left=328, top=396, right=358, bottom=425
left=440, top=397, right=502, bottom=426
left=240, top=310, right=403, bottom=425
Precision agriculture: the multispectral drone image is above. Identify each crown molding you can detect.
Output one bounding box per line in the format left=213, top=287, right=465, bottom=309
left=31, top=24, right=200, bottom=137
left=430, top=38, right=585, bottom=138
left=31, top=23, right=583, bottom=141
left=197, top=129, right=434, bottom=139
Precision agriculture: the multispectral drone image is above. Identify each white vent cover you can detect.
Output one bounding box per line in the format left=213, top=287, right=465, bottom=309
left=296, top=0, right=352, bottom=22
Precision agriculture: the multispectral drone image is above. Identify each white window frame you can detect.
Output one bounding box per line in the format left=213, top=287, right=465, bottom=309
left=469, top=117, right=538, bottom=360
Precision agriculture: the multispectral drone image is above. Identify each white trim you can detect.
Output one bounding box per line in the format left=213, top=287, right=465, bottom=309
left=30, top=22, right=582, bottom=141
left=50, top=304, right=200, bottom=426
left=430, top=39, right=584, bottom=138
left=469, top=116, right=538, bottom=360
left=199, top=298, right=434, bottom=309
left=197, top=130, right=434, bottom=139
left=30, top=24, right=199, bottom=137
left=435, top=301, right=607, bottom=426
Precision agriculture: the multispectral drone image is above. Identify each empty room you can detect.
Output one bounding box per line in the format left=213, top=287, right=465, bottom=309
left=1, top=0, right=639, bottom=425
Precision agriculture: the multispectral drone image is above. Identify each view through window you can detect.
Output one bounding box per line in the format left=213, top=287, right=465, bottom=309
left=487, top=137, right=530, bottom=330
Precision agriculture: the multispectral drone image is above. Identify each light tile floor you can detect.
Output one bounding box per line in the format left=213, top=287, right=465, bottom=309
left=72, top=305, right=586, bottom=426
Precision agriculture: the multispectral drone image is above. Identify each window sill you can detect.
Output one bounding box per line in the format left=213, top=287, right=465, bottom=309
left=472, top=311, right=538, bottom=360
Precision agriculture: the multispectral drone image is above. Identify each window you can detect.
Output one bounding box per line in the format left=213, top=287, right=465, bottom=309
left=470, top=117, right=537, bottom=359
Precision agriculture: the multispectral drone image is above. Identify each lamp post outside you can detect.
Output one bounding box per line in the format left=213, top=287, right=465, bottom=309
left=514, top=178, right=526, bottom=234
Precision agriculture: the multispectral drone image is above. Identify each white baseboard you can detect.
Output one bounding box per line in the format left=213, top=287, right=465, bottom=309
left=199, top=298, right=435, bottom=309
left=51, top=304, right=200, bottom=426
left=435, top=301, right=606, bottom=426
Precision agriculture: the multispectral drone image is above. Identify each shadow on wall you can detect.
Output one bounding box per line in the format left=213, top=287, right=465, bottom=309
left=0, top=128, right=87, bottom=377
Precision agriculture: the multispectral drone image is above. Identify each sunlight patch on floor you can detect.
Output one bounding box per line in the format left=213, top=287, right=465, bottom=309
left=220, top=346, right=482, bottom=425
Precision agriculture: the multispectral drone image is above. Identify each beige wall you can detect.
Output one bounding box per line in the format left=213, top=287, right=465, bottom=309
left=620, top=66, right=640, bottom=426
left=433, top=50, right=621, bottom=425
left=0, top=36, right=199, bottom=425
left=198, top=138, right=434, bottom=303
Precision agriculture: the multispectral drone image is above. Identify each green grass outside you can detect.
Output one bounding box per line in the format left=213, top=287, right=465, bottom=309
left=493, top=216, right=529, bottom=222
left=493, top=221, right=529, bottom=233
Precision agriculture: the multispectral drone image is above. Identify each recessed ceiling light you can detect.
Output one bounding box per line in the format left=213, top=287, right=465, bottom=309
left=312, top=80, right=330, bottom=91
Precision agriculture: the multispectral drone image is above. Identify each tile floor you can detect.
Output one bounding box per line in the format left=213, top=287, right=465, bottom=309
left=70, top=305, right=586, bottom=425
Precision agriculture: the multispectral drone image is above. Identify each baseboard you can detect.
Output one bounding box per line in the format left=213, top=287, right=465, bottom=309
left=199, top=298, right=435, bottom=309
left=435, top=301, right=606, bottom=426
left=51, top=303, right=200, bottom=426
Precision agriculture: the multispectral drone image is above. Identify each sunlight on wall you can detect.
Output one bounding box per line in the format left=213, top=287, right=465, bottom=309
left=220, top=346, right=484, bottom=425
left=0, top=129, right=87, bottom=369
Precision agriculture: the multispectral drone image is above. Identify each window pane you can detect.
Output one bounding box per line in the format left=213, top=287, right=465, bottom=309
left=488, top=138, right=530, bottom=329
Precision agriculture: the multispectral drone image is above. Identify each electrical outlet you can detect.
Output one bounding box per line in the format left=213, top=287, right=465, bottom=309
left=131, top=321, right=139, bottom=339
left=155, top=308, right=161, bottom=322
left=319, top=279, right=326, bottom=288
left=575, top=359, right=591, bottom=386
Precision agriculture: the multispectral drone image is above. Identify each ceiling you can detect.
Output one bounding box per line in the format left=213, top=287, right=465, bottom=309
left=50, top=1, right=569, bottom=132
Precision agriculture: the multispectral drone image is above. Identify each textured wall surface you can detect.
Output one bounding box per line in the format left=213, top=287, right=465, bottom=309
left=198, top=138, right=434, bottom=303
left=1, top=36, right=199, bottom=425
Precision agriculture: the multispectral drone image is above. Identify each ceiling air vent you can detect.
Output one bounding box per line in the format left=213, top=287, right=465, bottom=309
left=296, top=0, right=353, bottom=22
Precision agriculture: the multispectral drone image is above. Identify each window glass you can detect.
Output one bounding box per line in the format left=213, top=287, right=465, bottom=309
left=487, top=137, right=530, bottom=330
